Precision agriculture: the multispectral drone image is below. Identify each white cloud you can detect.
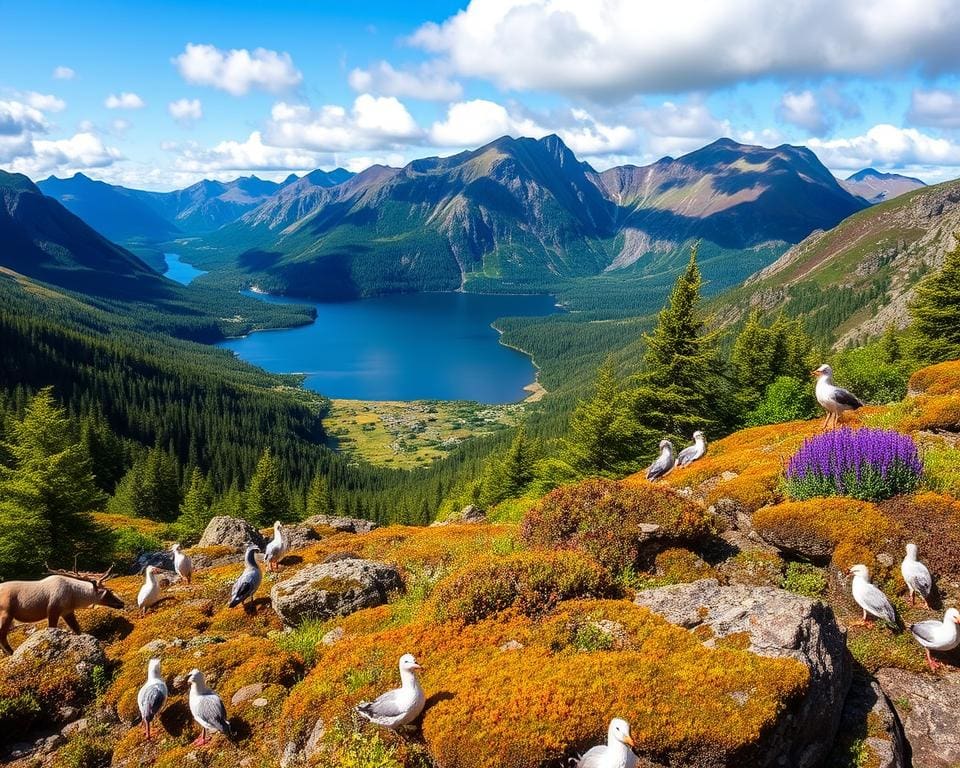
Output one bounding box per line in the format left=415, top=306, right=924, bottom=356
left=105, top=92, right=145, bottom=109
left=806, top=124, right=960, bottom=170
left=266, top=94, right=422, bottom=151
left=907, top=88, right=960, bottom=129
left=168, top=97, right=203, bottom=125
left=412, top=0, right=960, bottom=100
left=24, top=92, right=66, bottom=113
left=173, top=130, right=321, bottom=172
left=173, top=43, right=302, bottom=95
left=0, top=99, right=48, bottom=137
left=778, top=90, right=828, bottom=135
left=633, top=99, right=733, bottom=157
left=429, top=99, right=543, bottom=147
left=8, top=131, right=122, bottom=176
left=348, top=60, right=462, bottom=101
left=52, top=65, right=75, bottom=80
left=111, top=119, right=132, bottom=135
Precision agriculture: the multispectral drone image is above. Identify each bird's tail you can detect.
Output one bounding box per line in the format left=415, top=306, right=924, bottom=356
left=355, top=702, right=373, bottom=721
left=228, top=595, right=241, bottom=608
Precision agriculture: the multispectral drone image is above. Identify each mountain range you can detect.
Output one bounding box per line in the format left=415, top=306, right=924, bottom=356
left=839, top=168, right=926, bottom=204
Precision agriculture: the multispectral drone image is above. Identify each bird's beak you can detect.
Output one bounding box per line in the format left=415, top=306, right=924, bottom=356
left=411, top=663, right=423, bottom=671
left=624, top=735, right=636, bottom=748
left=954, top=616, right=960, bottom=625
left=811, top=370, right=820, bottom=377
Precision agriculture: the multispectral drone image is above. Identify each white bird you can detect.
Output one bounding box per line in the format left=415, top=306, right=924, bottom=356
left=355, top=653, right=426, bottom=730
left=910, top=608, right=960, bottom=671
left=263, top=521, right=289, bottom=573
left=849, top=564, right=897, bottom=627
left=812, top=364, right=863, bottom=430
left=137, top=565, right=161, bottom=615
left=137, top=657, right=168, bottom=740
left=901, top=543, right=933, bottom=608
left=645, top=439, right=676, bottom=482
left=575, top=718, right=638, bottom=768
left=228, top=545, right=262, bottom=609
left=172, top=543, right=193, bottom=585
left=187, top=668, right=234, bottom=746
left=676, top=430, right=707, bottom=467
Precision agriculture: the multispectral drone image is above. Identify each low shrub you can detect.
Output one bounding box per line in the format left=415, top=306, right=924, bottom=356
left=521, top=478, right=714, bottom=573
left=746, top=376, right=819, bottom=427
left=896, top=392, right=960, bottom=432
left=781, top=562, right=827, bottom=599
left=109, top=527, right=164, bottom=567
left=907, top=359, right=960, bottom=396
left=431, top=550, right=614, bottom=624
left=920, top=443, right=960, bottom=496
left=785, top=428, right=922, bottom=501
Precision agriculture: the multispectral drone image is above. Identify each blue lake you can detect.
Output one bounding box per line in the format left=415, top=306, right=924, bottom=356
left=163, top=253, right=207, bottom=285
left=218, top=290, right=560, bottom=403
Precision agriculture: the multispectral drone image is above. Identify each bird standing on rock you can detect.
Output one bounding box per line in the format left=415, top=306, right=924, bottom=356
left=575, top=718, right=638, bottom=768
left=676, top=430, right=707, bottom=467
left=812, top=364, right=863, bottom=430
left=187, top=668, right=234, bottom=746
left=137, top=565, right=161, bottom=615
left=172, top=543, right=193, bottom=584
left=356, top=653, right=426, bottom=730
left=849, top=564, right=897, bottom=627
left=910, top=607, right=960, bottom=671
left=645, top=439, right=676, bottom=481
left=228, top=545, right=262, bottom=608
left=137, top=657, right=168, bottom=741
left=263, top=521, right=289, bottom=572
left=901, top=543, right=933, bottom=608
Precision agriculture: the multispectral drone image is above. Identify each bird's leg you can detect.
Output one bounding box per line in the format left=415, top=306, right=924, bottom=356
left=853, top=610, right=874, bottom=627
left=909, top=589, right=915, bottom=606
left=192, top=730, right=207, bottom=747
left=145, top=720, right=152, bottom=741
left=821, top=413, right=830, bottom=431
left=926, top=649, right=940, bottom=671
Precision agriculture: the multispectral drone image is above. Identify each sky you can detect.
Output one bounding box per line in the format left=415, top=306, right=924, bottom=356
left=6, top=0, right=960, bottom=190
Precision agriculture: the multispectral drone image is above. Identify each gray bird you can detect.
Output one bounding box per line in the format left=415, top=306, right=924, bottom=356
left=645, top=439, right=676, bottom=481
left=137, top=657, right=168, bottom=741
left=901, top=543, right=933, bottom=608
left=676, top=430, right=707, bottom=467
left=813, top=364, right=863, bottom=429
left=356, top=653, right=426, bottom=730
left=228, top=545, right=261, bottom=608
left=187, top=668, right=233, bottom=746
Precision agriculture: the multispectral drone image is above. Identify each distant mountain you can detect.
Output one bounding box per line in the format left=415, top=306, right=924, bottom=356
left=38, top=172, right=181, bottom=243
left=196, top=135, right=866, bottom=300
left=839, top=168, right=926, bottom=204
left=713, top=178, right=958, bottom=347
left=0, top=170, right=174, bottom=299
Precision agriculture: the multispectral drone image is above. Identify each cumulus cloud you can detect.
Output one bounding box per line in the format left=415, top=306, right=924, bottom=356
left=24, top=92, right=66, bottom=113
left=429, top=99, right=543, bottom=147
left=52, top=65, right=75, bottom=80
left=8, top=131, right=122, bottom=176
left=266, top=94, right=422, bottom=151
left=348, top=60, right=462, bottom=101
left=173, top=43, right=302, bottom=95
left=172, top=130, right=320, bottom=172
left=412, top=0, right=960, bottom=100
left=806, top=124, right=960, bottom=170
left=0, top=99, right=48, bottom=137
left=105, top=92, right=145, bottom=109
left=907, top=88, right=960, bottom=129
left=168, top=97, right=203, bottom=125
left=778, top=90, right=828, bottom=134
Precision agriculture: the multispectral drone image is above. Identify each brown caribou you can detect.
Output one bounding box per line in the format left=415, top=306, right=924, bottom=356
left=0, top=563, right=125, bottom=654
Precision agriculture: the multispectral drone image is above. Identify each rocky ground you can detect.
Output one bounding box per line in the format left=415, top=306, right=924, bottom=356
left=1, top=360, right=959, bottom=767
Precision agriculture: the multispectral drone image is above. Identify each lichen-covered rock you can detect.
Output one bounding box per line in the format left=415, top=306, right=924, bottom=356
left=129, top=549, right=174, bottom=574
left=876, top=667, right=960, bottom=767
left=828, top=672, right=906, bottom=768
left=198, top=515, right=266, bottom=550
left=302, top=514, right=377, bottom=534
left=270, top=559, right=402, bottom=626
left=634, top=579, right=850, bottom=768
left=281, top=524, right=321, bottom=550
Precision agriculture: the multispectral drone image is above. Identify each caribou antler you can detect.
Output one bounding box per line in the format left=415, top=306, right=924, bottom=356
left=45, top=561, right=116, bottom=586
left=97, top=564, right=115, bottom=584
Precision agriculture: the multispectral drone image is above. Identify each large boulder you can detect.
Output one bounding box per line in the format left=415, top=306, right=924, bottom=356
left=829, top=672, right=906, bottom=768
left=635, top=579, right=850, bottom=768
left=271, top=559, right=402, bottom=626
left=128, top=550, right=174, bottom=574
left=303, top=514, right=377, bottom=534
left=198, top=515, right=266, bottom=550
left=876, top=667, right=960, bottom=767
left=280, top=524, right=322, bottom=551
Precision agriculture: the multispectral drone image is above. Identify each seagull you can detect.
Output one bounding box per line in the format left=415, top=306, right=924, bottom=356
left=910, top=608, right=960, bottom=671
left=187, top=668, right=234, bottom=746
left=263, top=521, right=289, bottom=573
left=228, top=545, right=262, bottom=609
left=575, top=718, right=638, bottom=768
left=901, top=543, right=933, bottom=608
left=355, top=653, right=426, bottom=730
left=812, top=364, right=863, bottom=430
left=137, top=658, right=168, bottom=741
left=172, top=543, right=193, bottom=585
left=645, top=439, right=676, bottom=482
left=848, top=564, right=897, bottom=627
left=676, top=430, right=707, bottom=467
left=137, top=565, right=161, bottom=615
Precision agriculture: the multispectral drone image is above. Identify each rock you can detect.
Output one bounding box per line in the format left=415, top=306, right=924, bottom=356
left=457, top=505, right=487, bottom=524
left=252, top=697, right=269, bottom=707
left=710, top=497, right=752, bottom=532
left=876, top=667, right=960, bottom=767
left=321, top=551, right=360, bottom=564
left=60, top=717, right=90, bottom=738
left=57, top=706, right=80, bottom=723
left=322, top=627, right=345, bottom=645
left=499, top=640, right=524, bottom=652
left=271, top=559, right=403, bottom=626
left=282, top=524, right=321, bottom=550
left=303, top=514, right=377, bottom=534
left=635, top=579, right=850, bottom=768
left=139, top=639, right=170, bottom=655
left=129, top=550, right=174, bottom=574
left=281, top=718, right=326, bottom=767
left=828, top=672, right=905, bottom=768
left=231, top=683, right=266, bottom=706
left=198, top=515, right=266, bottom=550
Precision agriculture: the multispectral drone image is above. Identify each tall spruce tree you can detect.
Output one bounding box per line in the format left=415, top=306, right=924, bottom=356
left=245, top=449, right=289, bottom=525
left=910, top=242, right=960, bottom=361
left=177, top=470, right=214, bottom=538
left=305, top=472, right=332, bottom=518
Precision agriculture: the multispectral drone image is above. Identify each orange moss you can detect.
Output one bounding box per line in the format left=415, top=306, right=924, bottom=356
left=895, top=392, right=960, bottom=432
left=879, top=492, right=960, bottom=583
left=93, top=512, right=168, bottom=536
left=280, top=599, right=808, bottom=768
left=908, top=359, right=960, bottom=396
left=652, top=547, right=719, bottom=584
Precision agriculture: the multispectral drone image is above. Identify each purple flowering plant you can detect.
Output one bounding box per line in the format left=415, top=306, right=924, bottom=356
left=785, top=427, right=923, bottom=501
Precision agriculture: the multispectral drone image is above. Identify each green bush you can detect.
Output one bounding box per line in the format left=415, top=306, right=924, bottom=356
left=746, top=376, right=819, bottom=427
left=109, top=528, right=163, bottom=565
left=781, top=562, right=827, bottom=599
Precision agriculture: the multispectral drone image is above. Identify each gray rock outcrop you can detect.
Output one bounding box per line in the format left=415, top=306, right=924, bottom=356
left=877, top=667, right=960, bottom=768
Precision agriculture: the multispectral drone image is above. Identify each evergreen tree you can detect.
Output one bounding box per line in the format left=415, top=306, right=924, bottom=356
left=881, top=326, right=902, bottom=364
left=177, top=470, right=214, bottom=539
left=731, top=310, right=775, bottom=401
left=910, top=242, right=960, bottom=361
left=245, top=449, right=289, bottom=525
left=305, top=472, right=332, bottom=518
left=81, top=414, right=128, bottom=493
left=481, top=427, right=536, bottom=506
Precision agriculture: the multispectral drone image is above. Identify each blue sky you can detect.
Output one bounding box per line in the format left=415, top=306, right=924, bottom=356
left=4, top=0, right=960, bottom=189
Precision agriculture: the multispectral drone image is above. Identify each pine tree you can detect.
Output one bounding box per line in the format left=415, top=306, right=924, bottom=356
left=881, top=326, right=902, bottom=364
left=481, top=427, right=536, bottom=506
left=245, top=449, right=289, bottom=525
left=910, top=242, right=960, bottom=361
left=305, top=472, right=332, bottom=519
left=177, top=470, right=214, bottom=538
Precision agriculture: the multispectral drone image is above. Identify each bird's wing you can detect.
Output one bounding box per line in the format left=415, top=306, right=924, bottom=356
left=230, top=569, right=260, bottom=603
left=908, top=563, right=933, bottom=596
left=833, top=387, right=863, bottom=409
left=909, top=620, right=942, bottom=646
left=264, top=540, right=281, bottom=559
left=863, top=584, right=897, bottom=622
left=646, top=454, right=673, bottom=480
left=357, top=689, right=406, bottom=720
left=197, top=693, right=231, bottom=733
left=138, top=682, right=167, bottom=720
left=676, top=445, right=697, bottom=466
left=576, top=746, right=607, bottom=768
